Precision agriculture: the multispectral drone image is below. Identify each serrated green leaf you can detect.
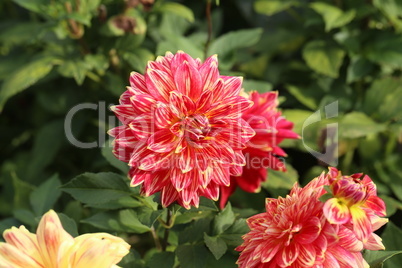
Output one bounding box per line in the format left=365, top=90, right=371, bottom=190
left=30, top=174, right=62, bottom=216
left=213, top=203, right=235, bottom=235
left=254, top=0, right=297, bottom=16
left=158, top=2, right=195, bottom=22
left=204, top=233, right=227, bottom=260
left=147, top=251, right=175, bottom=268
left=57, top=60, right=90, bottom=85
left=310, top=2, right=355, bottom=31
left=340, top=112, right=386, bottom=139
left=119, top=209, right=151, bottom=233
left=61, top=172, right=131, bottom=205
left=302, top=40, right=345, bottom=78
left=0, top=56, right=54, bottom=112
left=81, top=211, right=125, bottom=232
left=208, top=28, right=263, bottom=59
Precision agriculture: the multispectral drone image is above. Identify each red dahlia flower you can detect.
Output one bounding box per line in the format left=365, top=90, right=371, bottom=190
left=236, top=169, right=387, bottom=268
left=109, top=51, right=255, bottom=209
left=220, top=91, right=299, bottom=208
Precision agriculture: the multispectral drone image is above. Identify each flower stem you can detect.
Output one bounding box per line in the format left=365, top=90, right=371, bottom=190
left=204, top=0, right=213, bottom=59
left=161, top=206, right=172, bottom=251
left=150, top=226, right=162, bottom=251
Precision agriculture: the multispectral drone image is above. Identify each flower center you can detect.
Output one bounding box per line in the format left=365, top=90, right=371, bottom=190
left=182, top=114, right=211, bottom=142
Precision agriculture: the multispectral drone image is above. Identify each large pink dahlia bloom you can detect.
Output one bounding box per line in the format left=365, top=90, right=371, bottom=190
left=236, top=169, right=387, bottom=268
left=109, top=51, right=255, bottom=209
left=219, top=91, right=299, bottom=208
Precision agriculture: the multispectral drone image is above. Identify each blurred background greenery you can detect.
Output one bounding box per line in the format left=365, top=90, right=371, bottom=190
left=0, top=0, right=402, bottom=267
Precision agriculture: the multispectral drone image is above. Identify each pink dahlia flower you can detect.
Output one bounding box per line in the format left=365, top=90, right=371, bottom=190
left=109, top=51, right=255, bottom=209
left=323, top=167, right=387, bottom=242
left=236, top=168, right=387, bottom=268
left=219, top=91, right=299, bottom=208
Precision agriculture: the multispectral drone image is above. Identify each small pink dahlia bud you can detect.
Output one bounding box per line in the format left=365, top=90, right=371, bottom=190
left=109, top=51, right=255, bottom=209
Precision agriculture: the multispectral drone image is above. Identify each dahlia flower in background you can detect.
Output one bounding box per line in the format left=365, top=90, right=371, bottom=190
left=219, top=91, right=299, bottom=208
left=0, top=210, right=130, bottom=268
left=236, top=168, right=387, bottom=268
left=109, top=51, right=255, bottom=209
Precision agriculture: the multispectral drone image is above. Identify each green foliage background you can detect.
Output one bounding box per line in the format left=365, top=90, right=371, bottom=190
left=1, top=0, right=402, bottom=267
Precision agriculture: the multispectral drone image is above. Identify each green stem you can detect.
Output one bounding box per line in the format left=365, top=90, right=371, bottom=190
left=161, top=206, right=173, bottom=251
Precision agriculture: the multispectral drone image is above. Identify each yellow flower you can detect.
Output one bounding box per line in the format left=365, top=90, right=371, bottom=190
left=0, top=210, right=130, bottom=268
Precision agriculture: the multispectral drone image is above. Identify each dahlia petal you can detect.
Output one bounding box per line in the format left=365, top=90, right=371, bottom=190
left=129, top=72, right=148, bottom=94
left=111, top=104, right=137, bottom=123
left=138, top=152, right=171, bottom=171
left=174, top=61, right=202, bottom=100
left=170, top=50, right=197, bottom=76
left=179, top=177, right=199, bottom=208
left=147, top=129, right=178, bottom=153
left=178, top=146, right=195, bottom=173
left=161, top=184, right=180, bottom=208
left=130, top=94, right=156, bottom=114
left=219, top=181, right=236, bottom=209
left=129, top=168, right=150, bottom=187
left=365, top=195, right=386, bottom=217
left=129, top=115, right=153, bottom=139
left=169, top=91, right=196, bottom=117
left=236, top=166, right=266, bottom=193
left=296, top=244, right=316, bottom=267
left=323, top=198, right=351, bottom=224
left=199, top=54, right=219, bottom=92
left=147, top=60, right=172, bottom=76
left=0, top=242, right=43, bottom=268
left=222, top=76, right=243, bottom=97
left=141, top=171, right=169, bottom=196
left=2, top=226, right=43, bottom=267
left=337, top=226, right=363, bottom=252
left=322, top=252, right=341, bottom=268
left=171, top=168, right=192, bottom=192
left=36, top=210, right=74, bottom=268
left=211, top=165, right=230, bottom=186
left=196, top=88, right=213, bottom=113
left=154, top=102, right=176, bottom=129
left=350, top=206, right=372, bottom=242
left=364, top=233, right=385, bottom=250
left=296, top=217, right=321, bottom=244
left=145, top=68, right=175, bottom=102
left=119, top=88, right=135, bottom=105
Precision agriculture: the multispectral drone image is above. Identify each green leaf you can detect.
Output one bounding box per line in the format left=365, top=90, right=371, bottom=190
left=213, top=203, right=235, bottom=235
left=0, top=218, right=20, bottom=235
left=176, top=244, right=208, bottom=268
left=118, top=209, right=151, bottom=233
left=254, top=0, right=298, bottom=16
left=147, top=251, right=175, bottom=268
left=57, top=60, right=90, bottom=85
left=101, top=140, right=129, bottom=174
left=310, top=2, right=356, bottom=31
left=380, top=222, right=402, bottom=268
left=13, top=209, right=37, bottom=228
left=0, top=56, right=54, bottom=112
left=58, top=213, right=79, bottom=237
left=286, top=84, right=318, bottom=110
left=262, top=164, right=299, bottom=197
left=364, top=250, right=402, bottom=268
left=25, top=120, right=65, bottom=182
left=87, top=196, right=142, bottom=210
left=204, top=233, right=227, bottom=260
left=363, top=77, right=402, bottom=122
left=219, top=218, right=249, bottom=246
left=158, top=2, right=195, bottom=22
left=365, top=32, right=402, bottom=68
left=346, top=57, right=375, bottom=83
left=156, top=37, right=204, bottom=60
left=302, top=40, right=345, bottom=78
left=339, top=112, right=387, bottom=139
left=12, top=173, right=34, bottom=210
left=61, top=172, right=131, bottom=205
left=12, top=0, right=47, bottom=13
left=30, top=174, right=62, bottom=216
left=122, top=48, right=154, bottom=73
left=208, top=28, right=263, bottom=59
left=81, top=211, right=125, bottom=232
left=373, top=0, right=402, bottom=32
